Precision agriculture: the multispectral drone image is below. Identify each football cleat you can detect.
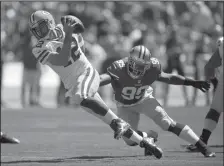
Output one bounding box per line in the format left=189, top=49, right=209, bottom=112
left=186, top=144, right=200, bottom=152
left=204, top=151, right=216, bottom=158
left=110, top=119, right=130, bottom=140
left=1, top=132, right=20, bottom=144
left=186, top=144, right=216, bottom=157
left=144, top=130, right=159, bottom=156
left=140, top=137, right=163, bottom=159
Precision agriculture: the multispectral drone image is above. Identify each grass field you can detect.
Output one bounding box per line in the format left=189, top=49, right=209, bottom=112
left=1, top=106, right=223, bottom=166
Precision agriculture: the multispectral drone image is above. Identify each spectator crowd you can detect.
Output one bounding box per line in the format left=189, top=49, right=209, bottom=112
left=1, top=1, right=223, bottom=108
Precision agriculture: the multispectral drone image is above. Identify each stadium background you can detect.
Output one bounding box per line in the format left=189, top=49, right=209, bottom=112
left=1, top=1, right=223, bottom=108
left=1, top=2, right=223, bottom=166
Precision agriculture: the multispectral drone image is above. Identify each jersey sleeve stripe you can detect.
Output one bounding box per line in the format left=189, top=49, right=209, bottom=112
left=36, top=50, right=47, bottom=61
left=139, top=46, right=143, bottom=58
left=112, top=63, right=117, bottom=69
left=142, top=46, right=146, bottom=59
left=39, top=52, right=50, bottom=63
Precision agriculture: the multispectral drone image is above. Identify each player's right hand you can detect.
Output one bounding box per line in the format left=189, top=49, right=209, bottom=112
left=62, top=17, right=79, bottom=35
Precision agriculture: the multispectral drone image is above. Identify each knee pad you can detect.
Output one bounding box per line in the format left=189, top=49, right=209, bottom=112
left=168, top=123, right=186, bottom=136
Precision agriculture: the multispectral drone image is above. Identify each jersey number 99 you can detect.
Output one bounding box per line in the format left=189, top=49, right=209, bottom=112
left=121, top=86, right=148, bottom=100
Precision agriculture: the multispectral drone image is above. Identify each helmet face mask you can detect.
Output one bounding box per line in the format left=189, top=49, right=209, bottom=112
left=29, top=11, right=56, bottom=40
left=30, top=20, right=51, bottom=39
left=127, top=45, right=151, bottom=79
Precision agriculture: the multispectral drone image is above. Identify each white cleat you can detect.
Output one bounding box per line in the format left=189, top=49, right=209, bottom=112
left=110, top=119, right=130, bottom=140
left=140, top=137, right=163, bottom=159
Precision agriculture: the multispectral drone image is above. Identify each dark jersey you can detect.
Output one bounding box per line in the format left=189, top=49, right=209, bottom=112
left=107, top=57, right=161, bottom=105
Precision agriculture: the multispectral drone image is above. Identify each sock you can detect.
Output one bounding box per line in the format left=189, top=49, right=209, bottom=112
left=80, top=97, right=118, bottom=125
left=200, top=129, right=211, bottom=145
left=123, top=128, right=143, bottom=145
left=200, top=108, right=220, bottom=144
left=168, top=123, right=199, bottom=145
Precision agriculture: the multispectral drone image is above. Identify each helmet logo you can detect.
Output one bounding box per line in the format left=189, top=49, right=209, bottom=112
left=42, top=11, right=50, bottom=15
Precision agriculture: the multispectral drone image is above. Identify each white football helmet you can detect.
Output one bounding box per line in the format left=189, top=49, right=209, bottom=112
left=127, top=45, right=151, bottom=79
left=29, top=10, right=56, bottom=40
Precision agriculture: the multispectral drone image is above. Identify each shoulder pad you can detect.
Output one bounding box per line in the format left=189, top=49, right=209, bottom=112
left=114, top=58, right=126, bottom=69
left=107, top=59, right=126, bottom=79
left=150, top=57, right=162, bottom=73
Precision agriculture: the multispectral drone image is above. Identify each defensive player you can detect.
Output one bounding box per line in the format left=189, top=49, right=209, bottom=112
left=100, top=45, right=216, bottom=157
left=29, top=10, right=162, bottom=158
left=1, top=132, right=20, bottom=144
left=187, top=37, right=223, bottom=151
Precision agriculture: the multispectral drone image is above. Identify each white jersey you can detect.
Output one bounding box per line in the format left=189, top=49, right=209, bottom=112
left=32, top=24, right=92, bottom=89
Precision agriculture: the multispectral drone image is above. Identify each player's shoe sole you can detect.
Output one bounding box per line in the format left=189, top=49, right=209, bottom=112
left=140, top=137, right=163, bottom=159
left=111, top=119, right=130, bottom=140
left=0, top=133, right=20, bottom=144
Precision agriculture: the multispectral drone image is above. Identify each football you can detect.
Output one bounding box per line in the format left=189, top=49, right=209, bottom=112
left=61, top=15, right=85, bottom=33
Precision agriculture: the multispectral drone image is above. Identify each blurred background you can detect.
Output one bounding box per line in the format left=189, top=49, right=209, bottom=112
left=1, top=1, right=223, bottom=109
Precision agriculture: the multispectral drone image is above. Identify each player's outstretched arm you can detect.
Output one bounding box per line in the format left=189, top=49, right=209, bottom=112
left=204, top=48, right=222, bottom=80
left=157, top=72, right=210, bottom=92
left=99, top=73, right=112, bottom=86
left=47, top=19, right=77, bottom=66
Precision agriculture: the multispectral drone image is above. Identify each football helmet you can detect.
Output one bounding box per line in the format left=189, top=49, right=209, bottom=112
left=29, top=10, right=56, bottom=40
left=127, top=45, right=151, bottom=79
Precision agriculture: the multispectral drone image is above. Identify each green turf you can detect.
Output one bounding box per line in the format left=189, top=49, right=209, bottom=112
left=1, top=106, right=223, bottom=166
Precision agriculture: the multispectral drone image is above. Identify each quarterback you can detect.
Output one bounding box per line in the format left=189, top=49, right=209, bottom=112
left=29, top=10, right=162, bottom=158
left=100, top=45, right=216, bottom=157
left=187, top=36, right=223, bottom=151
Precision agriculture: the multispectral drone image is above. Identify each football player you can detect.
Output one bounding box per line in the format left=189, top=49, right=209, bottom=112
left=187, top=37, right=223, bottom=151
left=100, top=45, right=216, bottom=157
left=29, top=10, right=162, bottom=158
left=1, top=132, right=20, bottom=144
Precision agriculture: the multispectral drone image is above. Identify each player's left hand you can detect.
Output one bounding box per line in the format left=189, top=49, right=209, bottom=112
left=192, top=80, right=211, bottom=92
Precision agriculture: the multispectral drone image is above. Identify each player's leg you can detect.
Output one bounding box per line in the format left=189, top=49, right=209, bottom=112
left=117, top=104, right=160, bottom=156
left=116, top=106, right=141, bottom=146
left=200, top=78, right=223, bottom=144
left=67, top=67, right=132, bottom=139
left=187, top=79, right=222, bottom=151
left=142, top=97, right=215, bottom=157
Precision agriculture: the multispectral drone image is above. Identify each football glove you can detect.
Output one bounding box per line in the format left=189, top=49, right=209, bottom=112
left=192, top=80, right=211, bottom=92
left=61, top=15, right=85, bottom=33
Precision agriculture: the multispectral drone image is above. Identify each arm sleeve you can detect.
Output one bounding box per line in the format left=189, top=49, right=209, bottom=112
left=107, top=62, right=120, bottom=80
left=32, top=47, right=52, bottom=65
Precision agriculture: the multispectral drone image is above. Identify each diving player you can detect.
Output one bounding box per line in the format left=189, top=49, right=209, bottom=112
left=100, top=45, right=216, bottom=157
left=29, top=10, right=162, bottom=158
left=187, top=37, right=223, bottom=151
